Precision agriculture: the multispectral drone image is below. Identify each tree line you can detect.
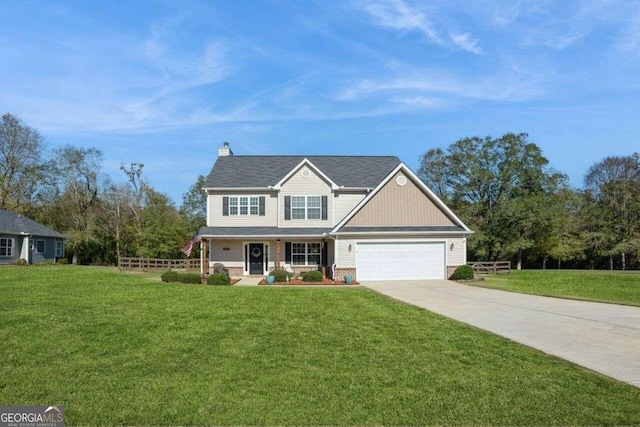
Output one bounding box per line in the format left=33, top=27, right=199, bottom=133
left=419, top=133, right=640, bottom=270
left=0, top=113, right=206, bottom=264
left=3, top=113, right=638, bottom=269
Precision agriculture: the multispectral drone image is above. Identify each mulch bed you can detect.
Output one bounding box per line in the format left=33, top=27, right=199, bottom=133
left=259, top=278, right=359, bottom=286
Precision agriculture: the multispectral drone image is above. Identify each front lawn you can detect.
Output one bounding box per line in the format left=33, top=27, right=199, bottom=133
left=1, top=266, right=640, bottom=425
left=479, top=269, right=640, bottom=306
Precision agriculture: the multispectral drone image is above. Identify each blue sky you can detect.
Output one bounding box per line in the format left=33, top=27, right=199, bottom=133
left=1, top=0, right=639, bottom=204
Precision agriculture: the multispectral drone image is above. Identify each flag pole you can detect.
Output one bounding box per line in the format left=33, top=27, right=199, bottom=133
left=200, top=239, right=205, bottom=284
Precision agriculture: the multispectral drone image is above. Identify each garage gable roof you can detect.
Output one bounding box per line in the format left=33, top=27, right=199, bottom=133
left=332, top=163, right=472, bottom=233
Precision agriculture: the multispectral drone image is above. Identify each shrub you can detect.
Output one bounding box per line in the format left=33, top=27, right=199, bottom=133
left=301, top=270, right=323, bottom=282
left=270, top=269, right=292, bottom=283
left=453, top=265, right=474, bottom=280
left=179, top=273, right=203, bottom=284
left=57, top=258, right=69, bottom=265
left=207, top=273, right=231, bottom=286
left=161, top=271, right=181, bottom=283
left=13, top=259, right=28, bottom=266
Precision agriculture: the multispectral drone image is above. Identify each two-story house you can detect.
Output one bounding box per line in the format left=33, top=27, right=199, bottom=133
left=197, top=142, right=472, bottom=281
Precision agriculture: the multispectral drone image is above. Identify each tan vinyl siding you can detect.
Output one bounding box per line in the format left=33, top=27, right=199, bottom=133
left=280, top=165, right=333, bottom=228
left=345, top=171, right=457, bottom=227
left=207, top=191, right=278, bottom=227
left=333, top=192, right=367, bottom=225
left=209, top=239, right=244, bottom=267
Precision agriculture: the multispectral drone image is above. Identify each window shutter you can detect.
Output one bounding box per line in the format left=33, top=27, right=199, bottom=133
left=259, top=196, right=265, bottom=216
left=284, top=196, right=291, bottom=220
left=321, top=196, right=328, bottom=220
left=223, top=196, right=229, bottom=216
left=285, top=242, right=292, bottom=263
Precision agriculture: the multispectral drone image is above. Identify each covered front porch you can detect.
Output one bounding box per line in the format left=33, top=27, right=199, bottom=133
left=196, top=228, right=335, bottom=279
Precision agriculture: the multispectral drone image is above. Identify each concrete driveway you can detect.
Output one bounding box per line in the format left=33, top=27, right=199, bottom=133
left=363, top=280, right=640, bottom=387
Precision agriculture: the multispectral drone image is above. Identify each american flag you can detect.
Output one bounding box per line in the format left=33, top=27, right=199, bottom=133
left=181, top=233, right=202, bottom=257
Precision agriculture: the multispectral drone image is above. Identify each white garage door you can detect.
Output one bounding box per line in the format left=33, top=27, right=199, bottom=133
left=356, top=241, right=446, bottom=281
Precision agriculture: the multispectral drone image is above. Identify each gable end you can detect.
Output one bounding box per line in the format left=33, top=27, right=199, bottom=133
left=344, top=170, right=458, bottom=227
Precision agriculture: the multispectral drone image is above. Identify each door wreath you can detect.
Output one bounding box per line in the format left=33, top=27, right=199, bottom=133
left=251, top=247, right=262, bottom=258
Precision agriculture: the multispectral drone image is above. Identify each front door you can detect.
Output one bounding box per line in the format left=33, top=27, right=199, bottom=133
left=249, top=243, right=264, bottom=275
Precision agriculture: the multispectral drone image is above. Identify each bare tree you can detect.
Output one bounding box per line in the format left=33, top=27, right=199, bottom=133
left=0, top=113, right=50, bottom=212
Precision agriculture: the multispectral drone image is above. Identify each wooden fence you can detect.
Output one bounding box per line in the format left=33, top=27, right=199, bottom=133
left=466, top=261, right=511, bottom=275
left=118, top=257, right=201, bottom=271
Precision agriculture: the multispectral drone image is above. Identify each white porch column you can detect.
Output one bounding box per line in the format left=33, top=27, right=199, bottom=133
left=20, top=236, right=29, bottom=263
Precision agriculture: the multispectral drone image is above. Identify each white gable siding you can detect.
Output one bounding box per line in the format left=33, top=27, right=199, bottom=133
left=280, top=165, right=333, bottom=228
left=333, top=192, right=367, bottom=225
left=207, top=191, right=278, bottom=227
left=446, top=238, right=467, bottom=265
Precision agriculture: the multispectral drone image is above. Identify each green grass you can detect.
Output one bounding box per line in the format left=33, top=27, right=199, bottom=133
left=479, top=269, right=640, bottom=306
left=2, top=266, right=640, bottom=425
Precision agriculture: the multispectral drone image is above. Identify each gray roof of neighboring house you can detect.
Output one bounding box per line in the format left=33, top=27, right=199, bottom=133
left=335, top=226, right=467, bottom=233
left=0, top=209, right=66, bottom=238
left=204, top=155, right=402, bottom=189
left=199, top=227, right=332, bottom=237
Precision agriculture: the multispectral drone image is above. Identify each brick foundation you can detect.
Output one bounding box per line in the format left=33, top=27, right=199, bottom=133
left=334, top=268, right=357, bottom=282
left=447, top=265, right=461, bottom=279
left=226, top=267, right=244, bottom=277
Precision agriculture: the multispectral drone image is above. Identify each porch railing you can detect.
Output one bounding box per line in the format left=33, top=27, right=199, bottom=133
left=118, top=257, right=201, bottom=271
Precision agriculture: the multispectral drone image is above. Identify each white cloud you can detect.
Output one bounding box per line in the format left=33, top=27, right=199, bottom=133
left=357, top=0, right=442, bottom=43
left=449, top=33, right=482, bottom=54
left=388, top=96, right=438, bottom=108
left=355, top=0, right=482, bottom=54
left=331, top=67, right=545, bottom=103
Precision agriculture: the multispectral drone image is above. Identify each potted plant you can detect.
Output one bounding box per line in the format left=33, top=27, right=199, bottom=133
left=266, top=275, right=275, bottom=285
left=344, top=275, right=353, bottom=284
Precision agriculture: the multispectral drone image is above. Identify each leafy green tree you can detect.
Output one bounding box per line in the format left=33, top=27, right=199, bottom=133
left=583, top=154, right=640, bottom=270
left=180, top=174, right=207, bottom=231
left=540, top=188, right=585, bottom=269
left=136, top=187, right=189, bottom=259
left=419, top=133, right=567, bottom=264
left=418, top=148, right=449, bottom=200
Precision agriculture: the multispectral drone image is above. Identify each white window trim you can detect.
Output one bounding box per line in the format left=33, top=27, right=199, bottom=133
left=0, top=237, right=14, bottom=257
left=290, top=195, right=322, bottom=220
left=36, top=239, right=46, bottom=254
left=291, top=242, right=321, bottom=266
left=229, top=195, right=260, bottom=216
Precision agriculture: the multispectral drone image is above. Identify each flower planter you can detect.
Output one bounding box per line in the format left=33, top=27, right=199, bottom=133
left=344, top=275, right=353, bottom=284
left=266, top=275, right=275, bottom=285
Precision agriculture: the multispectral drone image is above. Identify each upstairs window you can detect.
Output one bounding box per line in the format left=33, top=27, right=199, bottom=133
left=288, top=196, right=323, bottom=220
left=0, top=238, right=14, bottom=257
left=225, top=196, right=264, bottom=216
left=307, top=196, right=321, bottom=219
left=291, top=196, right=306, bottom=219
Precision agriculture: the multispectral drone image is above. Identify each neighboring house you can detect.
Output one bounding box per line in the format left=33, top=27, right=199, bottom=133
left=0, top=209, right=66, bottom=265
left=197, top=142, right=473, bottom=281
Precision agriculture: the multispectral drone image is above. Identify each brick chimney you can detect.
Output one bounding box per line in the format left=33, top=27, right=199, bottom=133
left=218, top=142, right=233, bottom=157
